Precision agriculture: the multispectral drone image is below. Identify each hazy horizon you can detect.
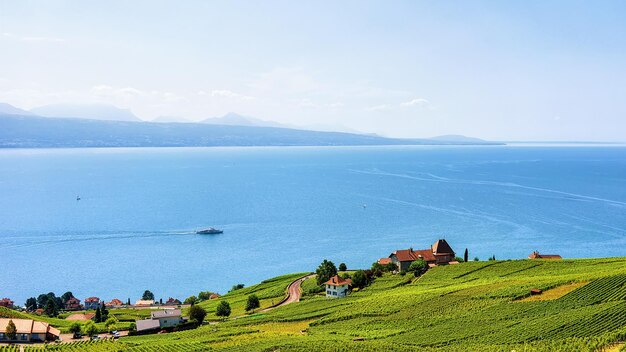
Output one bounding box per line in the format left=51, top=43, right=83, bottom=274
left=1, top=1, right=625, bottom=141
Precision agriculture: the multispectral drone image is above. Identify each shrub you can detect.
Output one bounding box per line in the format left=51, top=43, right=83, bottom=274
left=409, top=259, right=429, bottom=277
left=245, top=295, right=260, bottom=313
left=84, top=321, right=97, bottom=338
left=216, top=301, right=231, bottom=318
left=338, top=263, right=347, bottom=271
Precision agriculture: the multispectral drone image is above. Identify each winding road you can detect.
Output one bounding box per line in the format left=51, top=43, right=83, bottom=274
left=261, top=274, right=316, bottom=312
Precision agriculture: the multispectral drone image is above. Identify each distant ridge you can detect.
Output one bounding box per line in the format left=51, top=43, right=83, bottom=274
left=201, top=112, right=288, bottom=129
left=30, top=103, right=142, bottom=122
left=0, top=102, right=34, bottom=116
left=429, top=135, right=488, bottom=143
left=0, top=113, right=503, bottom=148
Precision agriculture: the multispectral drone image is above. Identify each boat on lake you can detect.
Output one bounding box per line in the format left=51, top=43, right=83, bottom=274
left=196, top=228, right=223, bottom=235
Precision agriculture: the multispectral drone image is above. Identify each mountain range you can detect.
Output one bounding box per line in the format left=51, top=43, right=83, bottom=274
left=0, top=102, right=499, bottom=148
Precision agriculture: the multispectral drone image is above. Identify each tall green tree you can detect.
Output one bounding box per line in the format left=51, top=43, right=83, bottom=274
left=189, top=305, right=207, bottom=324
left=245, top=294, right=260, bottom=313
left=198, top=291, right=214, bottom=301
left=338, top=263, right=347, bottom=271
left=464, top=248, right=469, bottom=263
left=94, top=306, right=102, bottom=323
left=142, top=290, right=155, bottom=300
left=316, top=259, right=338, bottom=286
left=61, top=291, right=74, bottom=304
left=216, top=301, right=231, bottom=319
left=351, top=270, right=369, bottom=289
left=100, top=303, right=108, bottom=321
left=25, top=297, right=37, bottom=312
left=44, top=299, right=58, bottom=317
left=5, top=319, right=17, bottom=340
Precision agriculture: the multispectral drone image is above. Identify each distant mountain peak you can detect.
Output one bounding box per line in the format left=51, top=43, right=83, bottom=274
left=30, top=103, right=141, bottom=122
left=0, top=102, right=35, bottom=116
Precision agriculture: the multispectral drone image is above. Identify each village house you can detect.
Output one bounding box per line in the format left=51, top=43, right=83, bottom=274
left=84, top=297, right=100, bottom=310
left=165, top=297, right=181, bottom=305
left=64, top=297, right=82, bottom=310
left=106, top=298, right=124, bottom=307
left=386, top=239, right=456, bottom=271
left=135, top=299, right=155, bottom=307
left=0, top=319, right=60, bottom=343
left=377, top=258, right=392, bottom=265
left=324, top=275, right=352, bottom=298
left=0, top=298, right=14, bottom=308
left=135, top=309, right=184, bottom=333
left=528, top=251, right=562, bottom=260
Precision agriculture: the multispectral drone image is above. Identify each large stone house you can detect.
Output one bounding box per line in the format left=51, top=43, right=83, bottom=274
left=136, top=309, right=184, bottom=332
left=84, top=297, right=100, bottom=310
left=0, top=319, right=60, bottom=342
left=65, top=297, right=82, bottom=310
left=387, top=239, right=456, bottom=271
left=324, top=275, right=352, bottom=298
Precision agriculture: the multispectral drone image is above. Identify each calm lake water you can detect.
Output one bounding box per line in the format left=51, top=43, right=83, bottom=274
left=1, top=145, right=625, bottom=305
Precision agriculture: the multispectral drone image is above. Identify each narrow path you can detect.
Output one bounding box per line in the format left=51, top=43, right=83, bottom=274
left=261, top=274, right=315, bottom=312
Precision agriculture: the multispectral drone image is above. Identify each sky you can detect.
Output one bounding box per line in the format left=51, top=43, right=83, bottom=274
left=1, top=0, right=625, bottom=141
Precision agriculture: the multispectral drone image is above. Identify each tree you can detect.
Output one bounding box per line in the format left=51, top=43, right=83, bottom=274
left=5, top=319, right=17, bottom=340
left=464, top=248, right=469, bottom=263
left=25, top=297, right=37, bottom=312
left=488, top=255, right=496, bottom=261
left=338, top=263, right=347, bottom=271
left=474, top=257, right=480, bottom=261
left=104, top=317, right=118, bottom=332
left=198, top=291, right=214, bottom=301
left=351, top=270, right=369, bottom=289
left=245, top=294, right=260, bottom=313
left=127, top=298, right=131, bottom=306
left=189, top=304, right=207, bottom=324
left=159, top=298, right=163, bottom=305
left=129, top=322, right=136, bottom=332
left=94, top=306, right=102, bottom=323
left=184, top=295, right=198, bottom=305
left=69, top=322, right=82, bottom=337
left=61, top=291, right=74, bottom=304
left=142, top=290, right=154, bottom=301
left=100, top=303, right=109, bottom=321
left=44, top=299, right=58, bottom=317
left=84, top=321, right=98, bottom=338
left=37, top=293, right=49, bottom=309
left=316, top=259, right=338, bottom=286
left=216, top=301, right=231, bottom=319
left=408, top=259, right=429, bottom=277
left=230, top=284, right=245, bottom=292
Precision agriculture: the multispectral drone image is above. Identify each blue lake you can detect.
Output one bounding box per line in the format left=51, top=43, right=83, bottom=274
left=1, top=145, right=625, bottom=305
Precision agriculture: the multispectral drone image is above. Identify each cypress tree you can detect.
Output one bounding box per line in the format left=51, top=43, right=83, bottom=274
left=464, top=248, right=469, bottom=263
left=94, top=306, right=102, bottom=323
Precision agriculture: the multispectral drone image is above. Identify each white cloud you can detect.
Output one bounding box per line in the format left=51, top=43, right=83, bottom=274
left=400, top=98, right=430, bottom=108
left=199, top=89, right=256, bottom=101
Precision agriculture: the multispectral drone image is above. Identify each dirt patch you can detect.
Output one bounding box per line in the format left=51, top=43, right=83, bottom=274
left=521, top=281, right=589, bottom=302
left=65, top=313, right=95, bottom=321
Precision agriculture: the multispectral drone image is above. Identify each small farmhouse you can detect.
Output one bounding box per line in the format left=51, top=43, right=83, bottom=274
left=165, top=297, right=181, bottom=305
left=0, top=298, right=14, bottom=308
left=0, top=319, right=60, bottom=342
left=64, top=297, right=82, bottom=310
left=135, top=299, right=155, bottom=307
left=84, top=297, right=100, bottom=310
left=389, top=239, right=456, bottom=271
left=528, top=251, right=562, bottom=260
left=136, top=309, right=184, bottom=332
left=324, top=275, right=352, bottom=298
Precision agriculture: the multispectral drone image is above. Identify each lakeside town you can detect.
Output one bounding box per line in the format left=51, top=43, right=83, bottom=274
left=0, top=238, right=564, bottom=346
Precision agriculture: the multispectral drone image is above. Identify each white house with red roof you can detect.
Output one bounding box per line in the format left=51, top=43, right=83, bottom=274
left=324, top=275, right=352, bottom=298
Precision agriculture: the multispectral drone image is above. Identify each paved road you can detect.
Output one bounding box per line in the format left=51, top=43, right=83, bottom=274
left=261, top=274, right=316, bottom=312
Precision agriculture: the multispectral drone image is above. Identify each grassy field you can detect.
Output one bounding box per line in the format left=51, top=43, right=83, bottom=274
left=2, top=258, right=626, bottom=351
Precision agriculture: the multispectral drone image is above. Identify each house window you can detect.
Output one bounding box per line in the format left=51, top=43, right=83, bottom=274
left=333, top=291, right=337, bottom=296
left=21, top=334, right=28, bottom=340
left=0, top=333, right=5, bottom=340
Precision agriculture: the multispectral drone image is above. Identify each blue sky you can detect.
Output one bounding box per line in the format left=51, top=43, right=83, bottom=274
left=1, top=0, right=625, bottom=140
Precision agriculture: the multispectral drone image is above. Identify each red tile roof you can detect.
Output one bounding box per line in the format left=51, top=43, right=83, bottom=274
left=378, top=258, right=392, bottom=265
left=106, top=299, right=124, bottom=306
left=324, top=275, right=352, bottom=287
left=392, top=248, right=436, bottom=262
left=85, top=297, right=100, bottom=303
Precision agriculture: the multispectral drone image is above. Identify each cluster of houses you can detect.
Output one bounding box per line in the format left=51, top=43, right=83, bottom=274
left=0, top=298, right=14, bottom=308
left=324, top=239, right=457, bottom=298
left=0, top=318, right=60, bottom=343
left=58, top=296, right=184, bottom=312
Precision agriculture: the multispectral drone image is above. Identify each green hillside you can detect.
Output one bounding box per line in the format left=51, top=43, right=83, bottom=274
left=3, top=258, right=626, bottom=351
